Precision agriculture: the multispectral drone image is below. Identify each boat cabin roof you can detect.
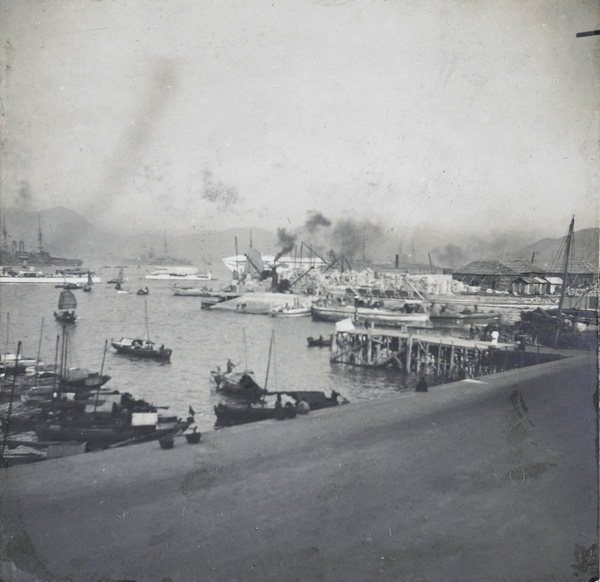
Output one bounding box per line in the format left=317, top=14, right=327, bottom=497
left=119, top=337, right=155, bottom=346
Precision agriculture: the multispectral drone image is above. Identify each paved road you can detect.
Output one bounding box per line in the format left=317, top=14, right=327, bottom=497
left=1, top=352, right=597, bottom=582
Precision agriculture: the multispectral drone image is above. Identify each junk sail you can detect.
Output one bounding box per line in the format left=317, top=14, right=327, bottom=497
left=58, top=290, right=77, bottom=310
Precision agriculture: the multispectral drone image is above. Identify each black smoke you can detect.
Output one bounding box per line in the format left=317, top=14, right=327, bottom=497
left=17, top=180, right=33, bottom=209
left=331, top=219, right=384, bottom=262
left=305, top=211, right=331, bottom=233
left=432, top=243, right=469, bottom=268
left=274, top=227, right=298, bottom=262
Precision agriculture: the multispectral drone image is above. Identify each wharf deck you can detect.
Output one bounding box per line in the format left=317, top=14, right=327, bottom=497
left=334, top=327, right=515, bottom=350
left=330, top=327, right=558, bottom=379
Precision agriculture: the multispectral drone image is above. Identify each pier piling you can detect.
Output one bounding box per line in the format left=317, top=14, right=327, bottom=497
left=330, top=328, right=561, bottom=381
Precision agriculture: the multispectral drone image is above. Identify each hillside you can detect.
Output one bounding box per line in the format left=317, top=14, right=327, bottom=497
left=0, top=207, right=278, bottom=268
left=515, top=227, right=599, bottom=269
left=0, top=206, right=597, bottom=272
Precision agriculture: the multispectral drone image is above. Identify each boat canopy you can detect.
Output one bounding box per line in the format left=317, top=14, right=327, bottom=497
left=58, top=289, right=77, bottom=310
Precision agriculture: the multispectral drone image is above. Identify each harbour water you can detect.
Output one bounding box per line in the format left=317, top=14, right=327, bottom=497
left=1, top=278, right=427, bottom=433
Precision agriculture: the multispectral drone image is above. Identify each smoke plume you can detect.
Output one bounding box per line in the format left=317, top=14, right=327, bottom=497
left=331, top=219, right=384, bottom=262
left=17, top=180, right=33, bottom=209
left=305, top=210, right=331, bottom=233
left=432, top=243, right=469, bottom=268
left=275, top=227, right=297, bottom=261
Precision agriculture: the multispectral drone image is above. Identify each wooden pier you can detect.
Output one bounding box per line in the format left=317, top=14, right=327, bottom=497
left=330, top=328, right=553, bottom=380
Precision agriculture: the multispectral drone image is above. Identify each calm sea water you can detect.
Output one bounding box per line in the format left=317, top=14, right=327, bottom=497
left=0, top=273, right=420, bottom=433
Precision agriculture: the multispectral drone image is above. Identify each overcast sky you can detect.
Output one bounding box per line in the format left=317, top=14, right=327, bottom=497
left=1, top=0, right=598, bottom=239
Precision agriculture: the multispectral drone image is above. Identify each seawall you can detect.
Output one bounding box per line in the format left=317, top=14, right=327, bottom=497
left=0, top=352, right=597, bottom=581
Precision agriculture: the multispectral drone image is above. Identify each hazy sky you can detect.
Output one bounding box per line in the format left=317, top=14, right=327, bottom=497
left=1, top=0, right=598, bottom=238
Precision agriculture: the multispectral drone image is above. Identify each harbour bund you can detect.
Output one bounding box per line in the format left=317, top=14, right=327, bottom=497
left=0, top=349, right=597, bottom=581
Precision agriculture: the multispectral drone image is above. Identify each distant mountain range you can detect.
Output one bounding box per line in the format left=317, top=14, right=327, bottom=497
left=516, top=228, right=599, bottom=269
left=0, top=206, right=597, bottom=272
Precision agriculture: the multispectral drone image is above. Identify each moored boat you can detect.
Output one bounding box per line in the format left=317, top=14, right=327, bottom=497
left=145, top=266, right=213, bottom=281
left=311, top=300, right=429, bottom=328
left=211, top=369, right=265, bottom=400
left=1, top=268, right=100, bottom=285
left=111, top=338, right=172, bottom=360
left=34, top=391, right=192, bottom=450
left=270, top=305, right=311, bottom=317
left=111, top=298, right=171, bottom=360
left=169, top=284, right=207, bottom=296
left=307, top=335, right=333, bottom=348
left=214, top=389, right=347, bottom=427
left=82, top=271, right=94, bottom=292
left=114, top=268, right=130, bottom=293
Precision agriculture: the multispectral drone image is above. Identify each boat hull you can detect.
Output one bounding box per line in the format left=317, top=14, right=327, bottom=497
left=214, top=403, right=277, bottom=426
left=1, top=275, right=101, bottom=285
left=270, top=307, right=311, bottom=317
left=146, top=275, right=212, bottom=281
left=171, top=288, right=207, bottom=296
left=54, top=312, right=77, bottom=324
left=111, top=339, right=172, bottom=360
left=429, top=313, right=501, bottom=326
left=307, top=335, right=333, bottom=348
left=311, top=305, right=429, bottom=327
left=214, top=390, right=343, bottom=426
left=112, top=345, right=172, bottom=360
left=35, top=422, right=183, bottom=450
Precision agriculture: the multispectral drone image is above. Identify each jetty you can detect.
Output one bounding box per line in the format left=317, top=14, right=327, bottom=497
left=331, top=327, right=560, bottom=379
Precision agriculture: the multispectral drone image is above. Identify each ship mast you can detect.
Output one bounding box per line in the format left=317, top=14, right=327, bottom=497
left=553, top=216, right=575, bottom=348
left=1, top=216, right=7, bottom=253
left=37, top=214, right=44, bottom=254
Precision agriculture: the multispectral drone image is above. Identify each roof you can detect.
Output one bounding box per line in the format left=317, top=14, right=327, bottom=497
left=545, top=260, right=599, bottom=275
left=512, top=277, right=539, bottom=284
left=455, top=261, right=517, bottom=276
left=545, top=277, right=563, bottom=284
left=502, top=259, right=547, bottom=274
